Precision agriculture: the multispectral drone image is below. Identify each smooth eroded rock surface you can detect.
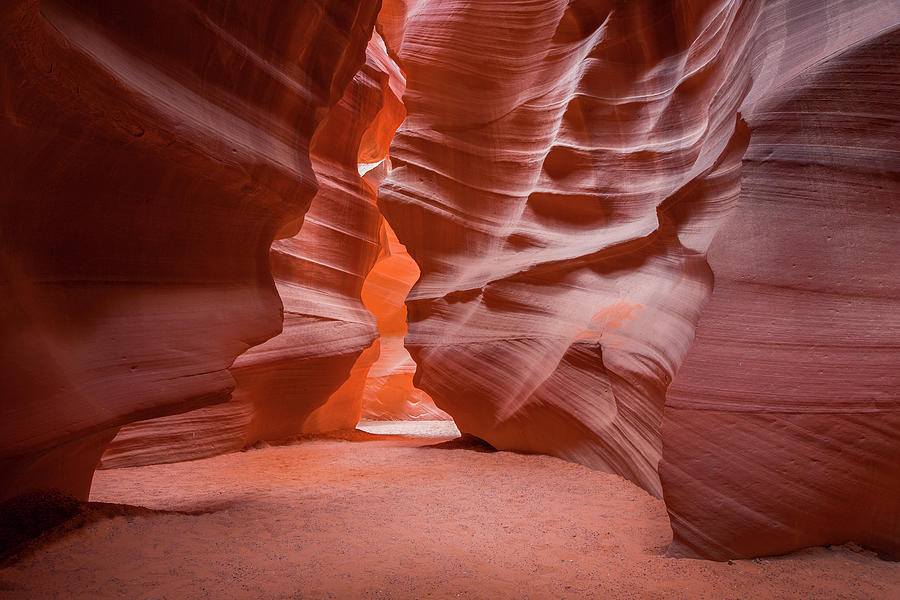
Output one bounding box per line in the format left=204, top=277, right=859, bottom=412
left=3, top=0, right=898, bottom=564
left=101, top=30, right=406, bottom=467
left=661, top=16, right=900, bottom=560
left=378, top=0, right=900, bottom=559
left=379, top=0, right=759, bottom=497
left=1, top=0, right=382, bottom=497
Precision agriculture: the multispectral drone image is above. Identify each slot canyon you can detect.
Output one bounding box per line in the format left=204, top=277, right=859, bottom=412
left=0, top=0, right=898, bottom=598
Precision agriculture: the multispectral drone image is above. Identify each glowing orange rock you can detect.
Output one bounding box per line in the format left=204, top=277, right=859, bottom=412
left=359, top=222, right=450, bottom=421
left=230, top=31, right=404, bottom=444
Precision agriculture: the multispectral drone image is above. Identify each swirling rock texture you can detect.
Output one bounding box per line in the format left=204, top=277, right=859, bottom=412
left=0, top=0, right=382, bottom=499
left=2, top=0, right=898, bottom=565
left=379, top=0, right=758, bottom=498
left=660, top=10, right=900, bottom=559
left=378, top=0, right=900, bottom=560
left=101, top=30, right=407, bottom=468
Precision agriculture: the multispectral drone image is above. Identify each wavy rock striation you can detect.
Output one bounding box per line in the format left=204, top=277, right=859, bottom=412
left=0, top=0, right=382, bottom=498
left=661, top=11, right=900, bottom=560
left=101, top=30, right=407, bottom=467
left=378, top=0, right=900, bottom=559
left=2, top=0, right=897, bottom=562
left=379, top=0, right=759, bottom=497
left=228, top=30, right=406, bottom=444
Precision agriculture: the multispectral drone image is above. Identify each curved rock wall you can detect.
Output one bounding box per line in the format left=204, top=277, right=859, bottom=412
left=661, top=17, right=900, bottom=560
left=378, top=0, right=900, bottom=559
left=233, top=30, right=405, bottom=444
left=378, top=0, right=761, bottom=497
left=101, top=30, right=407, bottom=467
left=0, top=0, right=382, bottom=499
left=3, top=0, right=897, bottom=563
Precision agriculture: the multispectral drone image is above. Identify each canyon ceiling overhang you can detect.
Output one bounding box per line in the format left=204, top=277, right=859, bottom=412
left=1, top=0, right=898, bottom=562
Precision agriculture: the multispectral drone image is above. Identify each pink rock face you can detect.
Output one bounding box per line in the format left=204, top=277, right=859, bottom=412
left=378, top=0, right=900, bottom=559
left=0, top=0, right=382, bottom=499
left=660, top=16, right=900, bottom=559
left=101, top=31, right=407, bottom=467
left=379, top=0, right=758, bottom=497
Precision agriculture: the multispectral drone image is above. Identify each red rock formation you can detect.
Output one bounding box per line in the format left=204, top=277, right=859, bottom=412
left=3, top=0, right=898, bottom=564
left=101, top=30, right=408, bottom=467
left=379, top=0, right=759, bottom=497
left=231, top=31, right=405, bottom=444
left=0, top=0, right=382, bottom=499
left=378, top=0, right=900, bottom=559
left=660, top=13, right=900, bottom=560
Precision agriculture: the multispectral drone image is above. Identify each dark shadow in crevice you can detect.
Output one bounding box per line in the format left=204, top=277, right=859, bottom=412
left=424, top=434, right=497, bottom=453
left=0, top=489, right=231, bottom=566
left=242, top=428, right=414, bottom=448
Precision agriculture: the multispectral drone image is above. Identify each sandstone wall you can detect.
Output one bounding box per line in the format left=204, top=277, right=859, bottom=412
left=0, top=0, right=382, bottom=499
left=377, top=0, right=900, bottom=559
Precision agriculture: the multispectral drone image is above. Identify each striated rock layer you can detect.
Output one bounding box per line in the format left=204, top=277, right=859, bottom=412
left=380, top=0, right=760, bottom=498
left=660, top=18, right=900, bottom=560
left=222, top=30, right=407, bottom=444
left=3, top=0, right=897, bottom=563
left=378, top=0, right=900, bottom=559
left=102, top=31, right=407, bottom=468
left=0, top=0, right=382, bottom=498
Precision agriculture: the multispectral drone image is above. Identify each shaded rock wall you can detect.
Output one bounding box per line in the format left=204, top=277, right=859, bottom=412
left=101, top=30, right=406, bottom=468
left=378, top=0, right=900, bottom=559
left=0, top=0, right=382, bottom=498
left=661, top=19, right=900, bottom=560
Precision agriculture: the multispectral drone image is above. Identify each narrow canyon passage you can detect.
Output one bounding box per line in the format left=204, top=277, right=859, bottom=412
left=2, top=435, right=896, bottom=599
left=1, top=1, right=898, bottom=597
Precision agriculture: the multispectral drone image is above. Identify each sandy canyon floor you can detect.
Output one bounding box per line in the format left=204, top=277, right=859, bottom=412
left=1, top=422, right=897, bottom=599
